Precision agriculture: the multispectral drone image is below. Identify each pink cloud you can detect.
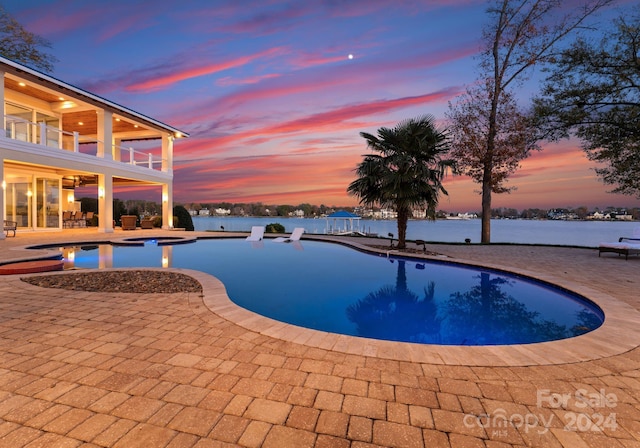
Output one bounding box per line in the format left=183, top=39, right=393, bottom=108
left=174, top=87, right=460, bottom=161
left=125, top=47, right=288, bottom=92
left=173, top=148, right=362, bottom=205
left=16, top=2, right=101, bottom=37
left=216, top=73, right=281, bottom=86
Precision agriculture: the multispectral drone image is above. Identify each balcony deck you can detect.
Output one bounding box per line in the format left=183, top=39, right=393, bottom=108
left=3, top=114, right=166, bottom=172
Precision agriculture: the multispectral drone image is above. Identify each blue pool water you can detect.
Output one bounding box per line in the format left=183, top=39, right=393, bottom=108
left=56, top=238, right=604, bottom=346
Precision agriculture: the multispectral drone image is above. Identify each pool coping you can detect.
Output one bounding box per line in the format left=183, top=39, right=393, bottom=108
left=7, top=235, right=640, bottom=367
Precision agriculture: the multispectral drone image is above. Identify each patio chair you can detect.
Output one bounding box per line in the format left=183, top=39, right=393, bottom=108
left=140, top=217, right=154, bottom=229
left=74, top=212, right=87, bottom=228
left=273, top=227, right=305, bottom=243
left=84, top=212, right=94, bottom=226
left=62, top=211, right=73, bottom=228
left=246, top=226, right=265, bottom=241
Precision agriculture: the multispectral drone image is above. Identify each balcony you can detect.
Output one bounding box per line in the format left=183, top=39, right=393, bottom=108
left=3, top=114, right=167, bottom=171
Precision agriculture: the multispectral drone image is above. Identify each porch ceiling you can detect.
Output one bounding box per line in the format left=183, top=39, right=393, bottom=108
left=61, top=110, right=153, bottom=138
left=5, top=77, right=162, bottom=140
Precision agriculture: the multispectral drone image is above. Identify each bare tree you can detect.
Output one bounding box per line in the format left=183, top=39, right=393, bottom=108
left=447, top=83, right=539, bottom=198
left=447, top=0, right=615, bottom=243
left=0, top=5, right=57, bottom=72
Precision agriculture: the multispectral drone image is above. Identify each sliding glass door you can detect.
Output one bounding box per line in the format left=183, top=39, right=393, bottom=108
left=4, top=182, right=31, bottom=227
left=4, top=176, right=61, bottom=229
left=35, top=178, right=60, bottom=228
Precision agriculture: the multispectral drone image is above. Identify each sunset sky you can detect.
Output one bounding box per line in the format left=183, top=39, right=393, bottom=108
left=9, top=0, right=638, bottom=212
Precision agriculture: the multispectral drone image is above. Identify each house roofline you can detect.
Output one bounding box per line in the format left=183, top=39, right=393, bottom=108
left=0, top=56, right=189, bottom=138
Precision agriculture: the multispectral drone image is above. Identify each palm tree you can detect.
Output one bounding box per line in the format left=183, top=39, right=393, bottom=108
left=348, top=115, right=453, bottom=249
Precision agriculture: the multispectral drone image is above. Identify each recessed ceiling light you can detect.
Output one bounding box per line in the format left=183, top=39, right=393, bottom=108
left=58, top=97, right=64, bottom=101
left=78, top=122, right=84, bottom=125
left=18, top=82, right=26, bottom=87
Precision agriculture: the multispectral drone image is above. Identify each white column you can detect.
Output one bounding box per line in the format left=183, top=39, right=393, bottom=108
left=28, top=176, right=35, bottom=229
left=162, top=134, right=174, bottom=173
left=0, top=70, right=5, bottom=133
left=96, top=110, right=113, bottom=160
left=0, top=159, right=4, bottom=240
left=162, top=183, right=173, bottom=229
left=97, top=174, right=114, bottom=233
left=113, top=137, right=121, bottom=161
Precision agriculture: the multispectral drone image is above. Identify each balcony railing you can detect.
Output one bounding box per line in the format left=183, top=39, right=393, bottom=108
left=3, top=114, right=166, bottom=171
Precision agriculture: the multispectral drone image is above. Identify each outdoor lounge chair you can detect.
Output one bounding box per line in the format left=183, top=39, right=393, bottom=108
left=246, top=226, right=265, bottom=241
left=598, top=226, right=640, bottom=259
left=273, top=227, right=305, bottom=243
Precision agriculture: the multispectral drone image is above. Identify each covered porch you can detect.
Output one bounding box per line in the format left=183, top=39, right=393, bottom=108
left=2, top=160, right=173, bottom=234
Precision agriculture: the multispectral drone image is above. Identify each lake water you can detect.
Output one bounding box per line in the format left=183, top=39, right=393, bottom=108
left=192, top=216, right=639, bottom=247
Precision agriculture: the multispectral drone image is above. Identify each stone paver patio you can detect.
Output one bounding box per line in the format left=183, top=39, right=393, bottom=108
left=1, top=229, right=639, bottom=447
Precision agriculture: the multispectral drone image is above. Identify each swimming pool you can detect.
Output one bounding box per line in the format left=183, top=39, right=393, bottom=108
left=55, top=238, right=604, bottom=346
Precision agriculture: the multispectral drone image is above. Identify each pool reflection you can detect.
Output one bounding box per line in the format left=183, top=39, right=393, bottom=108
left=347, top=261, right=603, bottom=345
left=347, top=260, right=441, bottom=344
left=62, top=244, right=174, bottom=270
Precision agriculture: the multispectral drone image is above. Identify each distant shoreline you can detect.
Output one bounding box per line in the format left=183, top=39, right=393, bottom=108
left=191, top=216, right=639, bottom=246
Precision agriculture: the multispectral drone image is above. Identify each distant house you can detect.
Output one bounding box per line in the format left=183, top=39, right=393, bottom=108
left=589, top=211, right=610, bottom=220
left=380, top=209, right=397, bottom=219
left=198, top=209, right=210, bottom=216
left=0, top=56, right=188, bottom=239
left=290, top=209, right=305, bottom=217
left=214, top=208, right=231, bottom=216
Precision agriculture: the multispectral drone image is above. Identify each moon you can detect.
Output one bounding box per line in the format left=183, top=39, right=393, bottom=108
left=348, top=54, right=354, bottom=60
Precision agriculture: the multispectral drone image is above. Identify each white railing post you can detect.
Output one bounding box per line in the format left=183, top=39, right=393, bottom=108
left=73, top=132, right=79, bottom=153
left=129, top=148, right=134, bottom=165
left=148, top=153, right=153, bottom=169
left=39, top=122, right=47, bottom=145
left=9, top=121, right=15, bottom=139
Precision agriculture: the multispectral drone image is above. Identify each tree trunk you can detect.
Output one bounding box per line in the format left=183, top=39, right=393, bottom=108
left=396, top=206, right=409, bottom=249
left=483, top=94, right=497, bottom=244
left=481, top=177, right=492, bottom=244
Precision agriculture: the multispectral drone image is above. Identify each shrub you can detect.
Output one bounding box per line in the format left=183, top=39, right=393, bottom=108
left=152, top=216, right=162, bottom=228
left=265, top=223, right=285, bottom=233
left=173, top=205, right=194, bottom=231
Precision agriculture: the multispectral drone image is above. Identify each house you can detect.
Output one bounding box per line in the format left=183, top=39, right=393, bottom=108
left=0, top=56, right=188, bottom=239
left=290, top=209, right=305, bottom=217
